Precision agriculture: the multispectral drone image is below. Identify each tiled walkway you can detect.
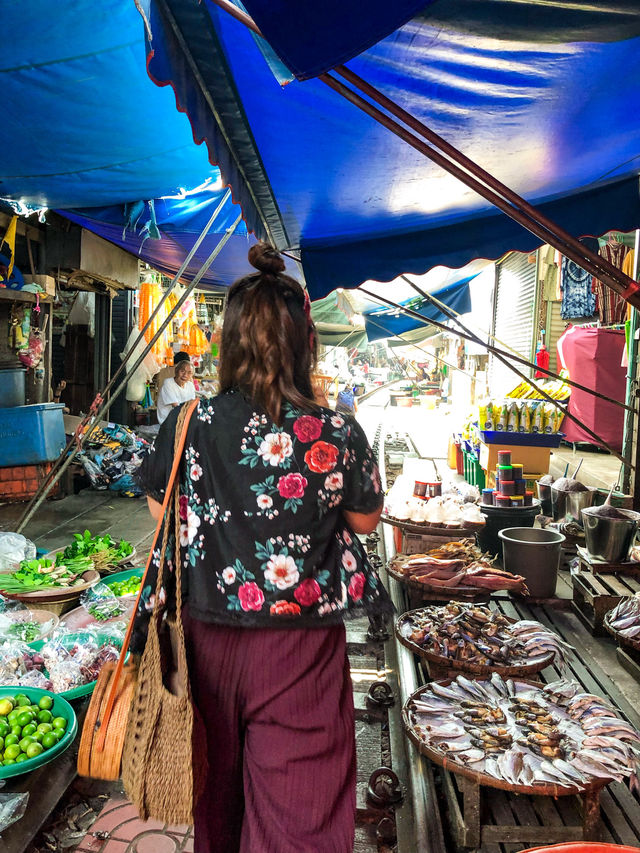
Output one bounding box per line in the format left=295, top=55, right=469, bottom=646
left=74, top=798, right=193, bottom=853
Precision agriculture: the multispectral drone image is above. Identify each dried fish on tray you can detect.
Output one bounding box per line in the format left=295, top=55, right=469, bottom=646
left=389, top=540, right=529, bottom=595
left=396, top=602, right=564, bottom=675
left=403, top=673, right=640, bottom=795
left=605, top=595, right=640, bottom=650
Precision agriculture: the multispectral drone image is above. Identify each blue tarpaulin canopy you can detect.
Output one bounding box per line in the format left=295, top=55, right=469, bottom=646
left=1, top=1, right=639, bottom=302
left=144, top=0, right=640, bottom=297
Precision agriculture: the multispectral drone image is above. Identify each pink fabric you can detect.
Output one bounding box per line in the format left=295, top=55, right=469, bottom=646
left=184, top=610, right=356, bottom=853
left=556, top=326, right=626, bottom=451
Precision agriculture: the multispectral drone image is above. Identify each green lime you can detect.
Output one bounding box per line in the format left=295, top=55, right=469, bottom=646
left=4, top=744, right=21, bottom=761
left=7, top=710, right=19, bottom=725
left=4, top=734, right=18, bottom=747
left=0, top=737, right=4, bottom=751
left=16, top=712, right=32, bottom=728
left=15, top=694, right=30, bottom=707
left=22, top=724, right=36, bottom=737
left=37, top=709, right=52, bottom=724
left=29, top=705, right=39, bottom=714
left=37, top=723, right=52, bottom=734
left=38, top=696, right=53, bottom=711
left=0, top=721, right=10, bottom=738
left=25, top=742, right=43, bottom=759
left=3, top=758, right=15, bottom=766
left=19, top=736, right=34, bottom=752
left=31, top=731, right=43, bottom=743
left=15, top=753, right=28, bottom=763
left=52, top=717, right=67, bottom=731
left=41, top=732, right=57, bottom=749
left=53, top=729, right=64, bottom=742
left=10, top=725, right=22, bottom=737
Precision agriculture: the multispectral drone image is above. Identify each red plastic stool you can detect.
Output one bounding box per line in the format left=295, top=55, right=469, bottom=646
left=522, top=845, right=640, bottom=853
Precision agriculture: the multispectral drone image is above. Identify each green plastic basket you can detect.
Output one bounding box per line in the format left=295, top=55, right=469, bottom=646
left=103, top=568, right=144, bottom=598
left=29, top=631, right=125, bottom=701
left=0, top=686, right=77, bottom=778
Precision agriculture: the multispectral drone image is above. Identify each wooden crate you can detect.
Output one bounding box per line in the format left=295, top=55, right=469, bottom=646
left=577, top=545, right=640, bottom=577
left=571, top=567, right=640, bottom=635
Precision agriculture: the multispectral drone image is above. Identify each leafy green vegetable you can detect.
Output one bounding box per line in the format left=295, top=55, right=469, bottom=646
left=58, top=531, right=133, bottom=570
left=0, top=556, right=93, bottom=594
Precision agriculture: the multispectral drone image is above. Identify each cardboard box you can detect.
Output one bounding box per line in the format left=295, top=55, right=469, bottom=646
left=479, top=441, right=551, bottom=475
left=29, top=274, right=56, bottom=296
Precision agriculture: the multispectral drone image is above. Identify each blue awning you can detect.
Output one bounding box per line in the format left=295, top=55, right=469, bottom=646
left=0, top=1, right=217, bottom=210
left=143, top=0, right=640, bottom=297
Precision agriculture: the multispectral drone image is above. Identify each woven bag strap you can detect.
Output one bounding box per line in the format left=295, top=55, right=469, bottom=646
left=95, top=399, right=199, bottom=750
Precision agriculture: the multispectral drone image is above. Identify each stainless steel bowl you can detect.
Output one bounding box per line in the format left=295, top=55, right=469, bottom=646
left=536, top=482, right=552, bottom=516
left=581, top=506, right=640, bottom=562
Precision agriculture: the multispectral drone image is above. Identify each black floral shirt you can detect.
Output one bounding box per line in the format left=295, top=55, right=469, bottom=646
left=134, top=389, right=391, bottom=644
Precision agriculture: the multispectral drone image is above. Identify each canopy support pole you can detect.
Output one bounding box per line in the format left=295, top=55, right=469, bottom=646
left=16, top=213, right=242, bottom=534
left=360, top=286, right=632, bottom=469
left=18, top=188, right=233, bottom=524
left=208, top=0, right=640, bottom=310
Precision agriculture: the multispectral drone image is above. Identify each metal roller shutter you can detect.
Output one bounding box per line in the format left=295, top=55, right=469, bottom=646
left=489, top=252, right=538, bottom=397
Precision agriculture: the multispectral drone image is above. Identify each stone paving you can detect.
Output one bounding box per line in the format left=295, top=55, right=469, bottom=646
left=74, top=798, right=193, bottom=853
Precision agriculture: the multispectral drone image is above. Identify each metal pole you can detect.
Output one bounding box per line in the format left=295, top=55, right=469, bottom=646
left=334, top=66, right=639, bottom=305
left=16, top=214, right=242, bottom=533
left=359, top=286, right=632, bottom=468
left=622, top=230, right=640, bottom=493
left=19, top=189, right=233, bottom=515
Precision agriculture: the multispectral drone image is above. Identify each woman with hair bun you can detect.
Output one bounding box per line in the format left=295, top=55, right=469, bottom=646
left=136, top=243, right=392, bottom=853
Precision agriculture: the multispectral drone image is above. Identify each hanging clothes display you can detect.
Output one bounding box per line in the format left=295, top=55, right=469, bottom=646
left=560, top=257, right=595, bottom=319
left=534, top=344, right=550, bottom=378
left=592, top=239, right=628, bottom=325
left=138, top=280, right=173, bottom=362
left=539, top=245, right=560, bottom=301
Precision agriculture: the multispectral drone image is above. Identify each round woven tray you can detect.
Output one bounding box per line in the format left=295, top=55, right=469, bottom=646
left=0, top=570, right=101, bottom=604
left=604, top=614, right=640, bottom=652
left=386, top=562, right=488, bottom=602
left=402, top=679, right=607, bottom=797
left=382, top=516, right=483, bottom=537
left=395, top=608, right=554, bottom=676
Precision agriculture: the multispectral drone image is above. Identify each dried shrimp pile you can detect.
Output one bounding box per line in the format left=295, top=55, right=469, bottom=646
left=405, top=673, right=640, bottom=789
left=390, top=540, right=528, bottom=594
left=398, top=602, right=568, bottom=667
left=607, top=595, right=640, bottom=640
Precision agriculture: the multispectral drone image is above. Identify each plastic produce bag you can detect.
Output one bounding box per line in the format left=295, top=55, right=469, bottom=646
left=80, top=583, right=126, bottom=623
left=0, top=792, right=29, bottom=835
left=0, top=534, right=36, bottom=571
left=48, top=660, right=87, bottom=693
left=18, top=669, right=53, bottom=691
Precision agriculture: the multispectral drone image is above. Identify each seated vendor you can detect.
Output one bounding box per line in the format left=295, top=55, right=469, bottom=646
left=154, top=350, right=190, bottom=392
left=156, top=360, right=196, bottom=424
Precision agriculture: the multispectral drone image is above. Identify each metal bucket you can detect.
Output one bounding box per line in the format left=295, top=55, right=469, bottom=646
left=536, top=482, right=552, bottom=516
left=567, top=488, right=597, bottom=521
left=550, top=485, right=570, bottom=521
left=581, top=506, right=640, bottom=562
left=499, top=527, right=565, bottom=598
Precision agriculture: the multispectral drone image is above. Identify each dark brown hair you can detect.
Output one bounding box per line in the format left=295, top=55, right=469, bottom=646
left=218, top=243, right=318, bottom=424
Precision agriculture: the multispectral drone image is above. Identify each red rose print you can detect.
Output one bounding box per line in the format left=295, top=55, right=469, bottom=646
left=293, top=415, right=323, bottom=443
left=270, top=600, right=302, bottom=617
left=294, top=578, right=322, bottom=607
left=304, top=441, right=339, bottom=474
left=348, top=572, right=365, bottom=602
left=238, top=582, right=265, bottom=612
left=179, top=494, right=188, bottom=521
left=277, top=472, right=308, bottom=499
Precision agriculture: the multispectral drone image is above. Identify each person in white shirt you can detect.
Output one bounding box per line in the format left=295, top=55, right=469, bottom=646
left=156, top=360, right=196, bottom=424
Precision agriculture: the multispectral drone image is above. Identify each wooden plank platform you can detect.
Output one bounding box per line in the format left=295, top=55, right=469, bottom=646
left=577, top=545, right=640, bottom=577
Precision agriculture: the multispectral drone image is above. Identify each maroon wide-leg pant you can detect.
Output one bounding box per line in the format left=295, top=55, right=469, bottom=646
left=183, top=611, right=356, bottom=853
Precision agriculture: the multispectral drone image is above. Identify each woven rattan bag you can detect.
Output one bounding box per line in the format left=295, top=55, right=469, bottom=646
left=78, top=402, right=205, bottom=824
left=121, top=430, right=207, bottom=823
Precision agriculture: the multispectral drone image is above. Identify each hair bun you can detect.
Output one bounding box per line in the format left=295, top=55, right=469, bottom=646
left=248, top=242, right=286, bottom=275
